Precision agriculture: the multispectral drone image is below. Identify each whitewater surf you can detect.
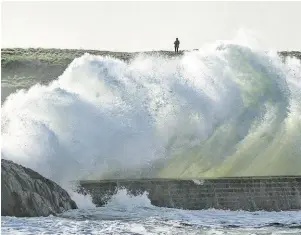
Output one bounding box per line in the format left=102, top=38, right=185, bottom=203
left=2, top=37, right=301, bottom=188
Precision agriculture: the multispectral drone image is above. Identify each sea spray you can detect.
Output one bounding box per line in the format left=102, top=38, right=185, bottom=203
left=2, top=35, right=301, bottom=191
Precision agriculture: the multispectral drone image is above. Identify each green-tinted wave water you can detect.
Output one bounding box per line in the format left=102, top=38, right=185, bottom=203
left=1, top=43, right=301, bottom=184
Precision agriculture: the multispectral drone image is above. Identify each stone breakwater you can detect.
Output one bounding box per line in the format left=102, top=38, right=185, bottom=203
left=79, top=176, right=301, bottom=211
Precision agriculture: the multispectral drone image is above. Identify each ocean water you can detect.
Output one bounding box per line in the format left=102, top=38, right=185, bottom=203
left=2, top=189, right=301, bottom=235
left=1, top=32, right=301, bottom=234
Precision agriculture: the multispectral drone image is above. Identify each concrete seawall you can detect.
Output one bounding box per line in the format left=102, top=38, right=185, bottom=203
left=79, top=176, right=301, bottom=211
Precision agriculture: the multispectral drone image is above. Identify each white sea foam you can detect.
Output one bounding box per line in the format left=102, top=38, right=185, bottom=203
left=2, top=189, right=301, bottom=234
left=1, top=31, right=300, bottom=190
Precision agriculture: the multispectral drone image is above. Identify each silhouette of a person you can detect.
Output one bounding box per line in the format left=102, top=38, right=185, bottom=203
left=174, top=38, right=180, bottom=54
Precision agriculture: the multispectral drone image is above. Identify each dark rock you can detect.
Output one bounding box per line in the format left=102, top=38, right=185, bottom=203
left=1, top=159, right=77, bottom=217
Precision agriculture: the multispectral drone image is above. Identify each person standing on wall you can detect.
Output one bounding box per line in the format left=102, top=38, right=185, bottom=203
left=174, top=38, right=180, bottom=54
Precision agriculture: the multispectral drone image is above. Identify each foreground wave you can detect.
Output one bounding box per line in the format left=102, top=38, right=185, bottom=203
left=1, top=37, right=301, bottom=187
left=2, top=190, right=301, bottom=234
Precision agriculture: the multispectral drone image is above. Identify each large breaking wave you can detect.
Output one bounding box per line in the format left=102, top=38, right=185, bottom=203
left=2, top=34, right=301, bottom=186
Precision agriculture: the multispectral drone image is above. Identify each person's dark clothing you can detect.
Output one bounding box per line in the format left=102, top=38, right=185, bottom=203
left=174, top=39, right=180, bottom=54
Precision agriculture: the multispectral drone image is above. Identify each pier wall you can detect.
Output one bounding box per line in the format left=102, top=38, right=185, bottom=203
left=79, top=176, right=301, bottom=211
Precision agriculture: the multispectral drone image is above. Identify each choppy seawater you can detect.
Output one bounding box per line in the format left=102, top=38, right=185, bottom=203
left=2, top=190, right=301, bottom=235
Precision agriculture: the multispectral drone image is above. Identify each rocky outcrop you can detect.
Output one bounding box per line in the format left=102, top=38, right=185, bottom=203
left=1, top=159, right=77, bottom=217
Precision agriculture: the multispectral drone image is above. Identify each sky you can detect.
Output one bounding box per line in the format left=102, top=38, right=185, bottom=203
left=1, top=1, right=301, bottom=52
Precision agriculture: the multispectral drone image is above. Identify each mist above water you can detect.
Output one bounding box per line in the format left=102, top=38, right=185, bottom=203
left=1, top=32, right=301, bottom=188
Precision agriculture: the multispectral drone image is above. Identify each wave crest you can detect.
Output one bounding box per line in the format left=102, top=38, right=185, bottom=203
left=2, top=38, right=301, bottom=186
